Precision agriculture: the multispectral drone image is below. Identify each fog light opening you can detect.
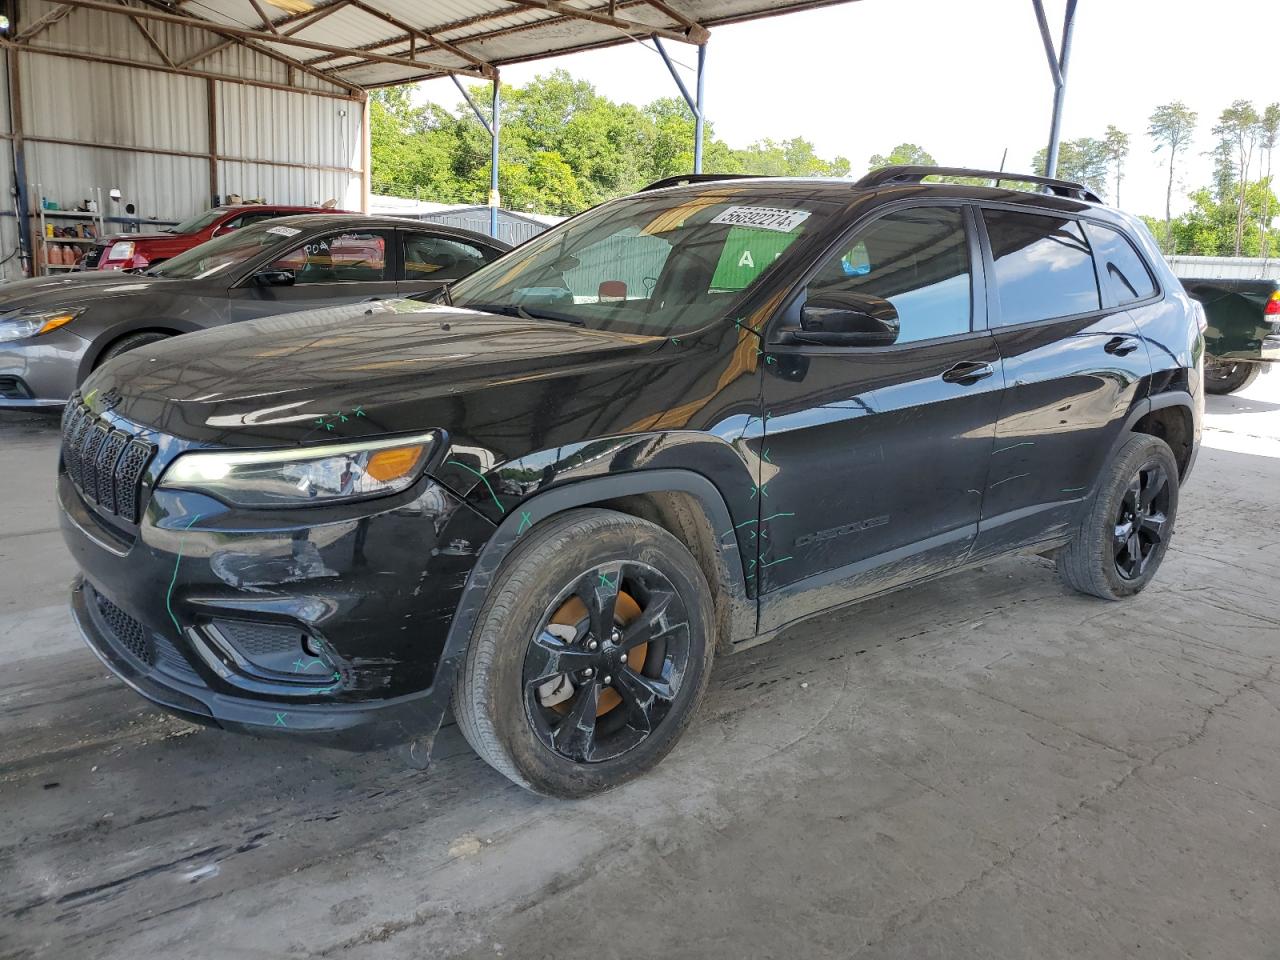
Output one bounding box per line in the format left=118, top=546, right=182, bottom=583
left=301, top=635, right=324, bottom=658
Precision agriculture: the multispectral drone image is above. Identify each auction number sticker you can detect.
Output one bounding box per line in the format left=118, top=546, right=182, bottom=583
left=266, top=225, right=302, bottom=237
left=711, top=205, right=811, bottom=233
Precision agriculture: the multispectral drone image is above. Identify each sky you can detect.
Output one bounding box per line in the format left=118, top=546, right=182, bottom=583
left=416, top=0, right=1279, bottom=220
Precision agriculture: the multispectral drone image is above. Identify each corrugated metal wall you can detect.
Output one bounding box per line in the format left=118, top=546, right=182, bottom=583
left=1168, top=256, right=1280, bottom=281
left=0, top=0, right=366, bottom=280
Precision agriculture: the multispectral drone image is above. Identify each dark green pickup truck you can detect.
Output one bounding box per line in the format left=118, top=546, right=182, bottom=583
left=1182, top=277, right=1280, bottom=394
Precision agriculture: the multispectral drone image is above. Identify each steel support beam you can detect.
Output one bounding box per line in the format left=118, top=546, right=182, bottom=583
left=694, top=42, right=705, bottom=173
left=1032, top=0, right=1077, bottom=179
left=653, top=36, right=705, bottom=174
left=51, top=0, right=477, bottom=79
left=450, top=73, right=502, bottom=237
left=490, top=75, right=501, bottom=238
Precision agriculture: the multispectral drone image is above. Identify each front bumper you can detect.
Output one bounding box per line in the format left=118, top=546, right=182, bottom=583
left=0, top=328, right=90, bottom=408
left=71, top=576, right=450, bottom=749
left=60, top=446, right=495, bottom=750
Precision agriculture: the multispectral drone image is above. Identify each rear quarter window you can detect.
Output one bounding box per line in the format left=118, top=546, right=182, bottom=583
left=1083, top=222, right=1157, bottom=305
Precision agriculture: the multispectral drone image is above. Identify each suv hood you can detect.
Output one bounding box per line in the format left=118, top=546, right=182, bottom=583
left=0, top=271, right=175, bottom=309
left=87, top=298, right=666, bottom=447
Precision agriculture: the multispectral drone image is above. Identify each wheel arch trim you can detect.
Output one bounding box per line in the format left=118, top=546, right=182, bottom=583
left=427, top=470, right=757, bottom=722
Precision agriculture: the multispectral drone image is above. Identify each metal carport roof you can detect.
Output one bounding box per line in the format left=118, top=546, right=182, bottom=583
left=19, top=0, right=855, bottom=91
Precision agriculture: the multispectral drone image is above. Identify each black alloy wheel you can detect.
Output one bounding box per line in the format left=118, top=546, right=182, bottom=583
left=452, top=508, right=715, bottom=797
left=523, top=561, right=691, bottom=764
left=1056, top=433, right=1180, bottom=600
left=1112, top=462, right=1171, bottom=580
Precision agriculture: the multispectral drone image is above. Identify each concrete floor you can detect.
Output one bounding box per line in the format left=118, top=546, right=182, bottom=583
left=3, top=375, right=1280, bottom=960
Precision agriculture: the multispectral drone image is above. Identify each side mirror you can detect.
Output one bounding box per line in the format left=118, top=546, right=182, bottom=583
left=253, top=268, right=295, bottom=287
left=795, top=292, right=899, bottom=347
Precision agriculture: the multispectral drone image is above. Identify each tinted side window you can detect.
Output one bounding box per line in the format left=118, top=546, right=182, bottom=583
left=983, top=210, right=1101, bottom=326
left=1083, top=222, right=1156, bottom=305
left=806, top=206, right=972, bottom=344
left=271, top=231, right=390, bottom=283
left=403, top=234, right=493, bottom=281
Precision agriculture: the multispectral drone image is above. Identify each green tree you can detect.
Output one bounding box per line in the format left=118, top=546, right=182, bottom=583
left=1259, top=103, right=1279, bottom=259
left=1104, top=125, right=1130, bottom=207
left=1032, top=137, right=1109, bottom=197
left=1213, top=99, right=1261, bottom=255
left=867, top=143, right=936, bottom=168
left=1148, top=101, right=1197, bottom=252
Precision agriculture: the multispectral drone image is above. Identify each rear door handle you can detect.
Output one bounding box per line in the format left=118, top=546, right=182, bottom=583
left=1104, top=336, right=1141, bottom=356
left=941, top=361, right=995, bottom=385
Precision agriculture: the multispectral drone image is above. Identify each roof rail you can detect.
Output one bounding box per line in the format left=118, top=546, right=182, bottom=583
left=639, top=173, right=762, bottom=192
left=855, top=165, right=1102, bottom=204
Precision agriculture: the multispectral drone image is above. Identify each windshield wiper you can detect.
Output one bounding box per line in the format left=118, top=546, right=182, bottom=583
left=465, top=303, right=584, bottom=326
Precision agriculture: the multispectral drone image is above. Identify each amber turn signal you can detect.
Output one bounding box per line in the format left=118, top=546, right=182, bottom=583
left=366, top=444, right=427, bottom=482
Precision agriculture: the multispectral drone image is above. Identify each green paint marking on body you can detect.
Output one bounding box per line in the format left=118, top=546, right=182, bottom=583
left=446, top=459, right=505, bottom=514
left=762, top=511, right=795, bottom=521
left=273, top=712, right=288, bottom=727
left=165, top=513, right=204, bottom=637
left=761, top=447, right=772, bottom=464
left=517, top=511, right=533, bottom=534
left=353, top=406, right=365, bottom=417
left=761, top=555, right=793, bottom=568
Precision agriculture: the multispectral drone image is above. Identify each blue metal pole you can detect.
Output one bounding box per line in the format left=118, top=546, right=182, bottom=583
left=1039, top=0, right=1077, bottom=179
left=489, top=74, right=500, bottom=239
left=694, top=43, right=705, bottom=174
left=653, top=35, right=704, bottom=174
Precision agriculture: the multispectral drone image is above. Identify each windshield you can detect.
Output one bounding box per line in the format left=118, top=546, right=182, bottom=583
left=151, top=222, right=296, bottom=280
left=169, top=208, right=228, bottom=235
left=448, top=189, right=834, bottom=336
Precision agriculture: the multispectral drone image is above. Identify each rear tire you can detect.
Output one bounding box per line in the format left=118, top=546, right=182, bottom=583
left=1204, top=358, right=1261, bottom=395
left=452, top=508, right=715, bottom=798
left=1056, top=434, right=1179, bottom=600
left=94, top=331, right=171, bottom=369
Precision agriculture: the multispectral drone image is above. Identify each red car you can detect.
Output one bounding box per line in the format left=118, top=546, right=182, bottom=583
left=83, top=204, right=353, bottom=271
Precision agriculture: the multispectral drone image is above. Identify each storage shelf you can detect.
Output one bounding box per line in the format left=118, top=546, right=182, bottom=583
left=34, top=186, right=105, bottom=276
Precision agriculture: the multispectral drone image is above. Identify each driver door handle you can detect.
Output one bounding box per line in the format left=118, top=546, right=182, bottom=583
left=941, top=360, right=995, bottom=385
left=1105, top=336, right=1141, bottom=356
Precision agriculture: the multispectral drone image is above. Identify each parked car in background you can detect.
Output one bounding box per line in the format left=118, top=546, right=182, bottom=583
left=82, top=204, right=353, bottom=271
left=59, top=167, right=1202, bottom=798
left=0, top=215, right=508, bottom=408
left=1181, top=277, right=1280, bottom=394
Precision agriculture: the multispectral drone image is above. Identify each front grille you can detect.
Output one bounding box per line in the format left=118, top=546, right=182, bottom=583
left=61, top=396, right=155, bottom=523
left=93, top=587, right=154, bottom=666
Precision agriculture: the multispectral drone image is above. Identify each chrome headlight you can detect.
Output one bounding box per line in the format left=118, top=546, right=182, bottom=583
left=159, top=432, right=437, bottom=507
left=0, top=307, right=85, bottom=343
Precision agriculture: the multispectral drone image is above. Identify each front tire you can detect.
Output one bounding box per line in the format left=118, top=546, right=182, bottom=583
left=1204, top=358, right=1261, bottom=395
left=1056, top=434, right=1180, bottom=600
left=94, top=331, right=172, bottom=370
left=452, top=508, right=715, bottom=798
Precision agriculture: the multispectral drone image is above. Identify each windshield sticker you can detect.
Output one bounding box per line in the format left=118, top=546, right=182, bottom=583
left=710, top=206, right=811, bottom=233
left=265, top=225, right=302, bottom=237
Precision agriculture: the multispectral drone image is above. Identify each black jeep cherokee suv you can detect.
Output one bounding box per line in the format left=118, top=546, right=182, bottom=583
left=59, top=166, right=1203, bottom=797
